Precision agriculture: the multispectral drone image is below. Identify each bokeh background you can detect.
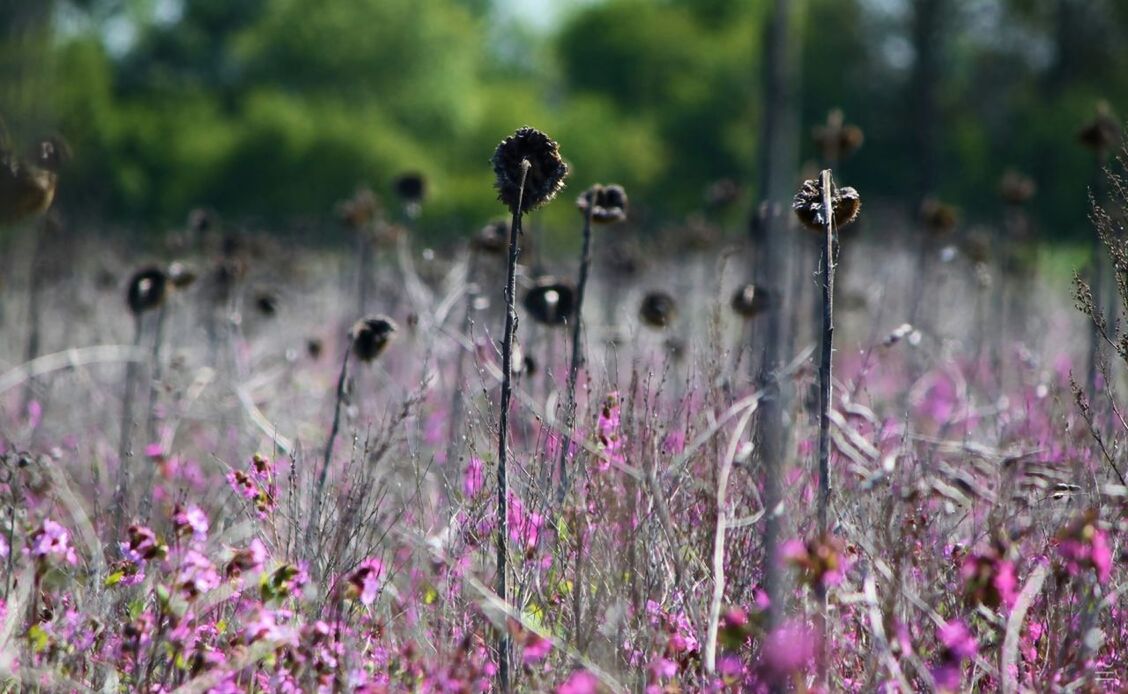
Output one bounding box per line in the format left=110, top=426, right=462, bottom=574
left=2, top=0, right=1127, bottom=245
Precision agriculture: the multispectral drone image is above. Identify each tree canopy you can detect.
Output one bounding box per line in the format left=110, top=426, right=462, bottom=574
left=2, top=0, right=1126, bottom=241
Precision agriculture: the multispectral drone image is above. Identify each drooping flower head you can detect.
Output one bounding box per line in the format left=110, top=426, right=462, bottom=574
left=523, top=277, right=576, bottom=326
left=731, top=283, right=770, bottom=319
left=491, top=127, right=568, bottom=215
left=792, top=173, right=861, bottom=232
left=350, top=315, right=398, bottom=363
left=126, top=267, right=168, bottom=316
left=1077, top=100, right=1122, bottom=156
left=393, top=172, right=427, bottom=203
left=639, top=291, right=677, bottom=329
left=577, top=184, right=628, bottom=224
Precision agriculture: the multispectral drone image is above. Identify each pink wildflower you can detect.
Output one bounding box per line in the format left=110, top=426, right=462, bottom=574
left=558, top=670, right=599, bottom=694
left=523, top=633, right=552, bottom=664
left=28, top=518, right=77, bottom=565
left=464, top=456, right=484, bottom=498
left=173, top=504, right=209, bottom=543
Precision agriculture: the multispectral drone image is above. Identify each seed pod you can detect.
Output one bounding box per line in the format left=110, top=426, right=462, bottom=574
left=523, top=277, right=576, bottom=326
left=998, top=169, right=1036, bottom=205
left=704, top=178, right=742, bottom=210
left=350, top=315, right=398, bottom=363
left=792, top=176, right=861, bottom=231
left=639, top=291, right=677, bottom=329
left=472, top=219, right=510, bottom=255
left=1077, top=101, right=1121, bottom=155
left=187, top=208, right=216, bottom=235
left=337, top=187, right=381, bottom=230
left=920, top=197, right=959, bottom=236
left=307, top=338, right=323, bottom=360
left=254, top=290, right=279, bottom=317
left=731, top=283, right=770, bottom=318
left=491, top=127, right=568, bottom=215
left=812, top=109, right=864, bottom=162
left=577, top=184, right=628, bottom=223
left=393, top=172, right=427, bottom=203
left=167, top=262, right=197, bottom=289
left=126, top=267, right=168, bottom=315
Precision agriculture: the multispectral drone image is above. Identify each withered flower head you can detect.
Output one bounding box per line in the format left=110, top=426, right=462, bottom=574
left=187, top=208, right=216, bottom=235
left=792, top=174, right=861, bottom=231
left=603, top=241, right=643, bottom=277
left=126, top=267, right=168, bottom=315
left=577, top=183, right=628, bottom=223
left=393, top=172, right=427, bottom=203
left=350, top=315, right=398, bottom=363
left=961, top=230, right=992, bottom=264
left=254, top=290, right=279, bottom=317
left=337, top=187, right=381, bottom=230
left=920, top=197, right=959, bottom=236
left=705, top=178, right=742, bottom=209
left=639, top=291, right=677, bottom=329
left=523, top=277, right=576, bottom=326
left=998, top=169, right=1036, bottom=205
left=731, top=283, right=770, bottom=318
left=471, top=219, right=510, bottom=255
left=812, top=109, right=864, bottom=162
left=491, top=127, right=568, bottom=215
left=167, top=261, right=197, bottom=290
left=1077, top=101, right=1122, bottom=154
left=307, top=338, right=323, bottom=360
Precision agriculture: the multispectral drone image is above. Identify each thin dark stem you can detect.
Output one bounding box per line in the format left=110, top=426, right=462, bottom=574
left=815, top=168, right=836, bottom=686
left=816, top=168, right=835, bottom=532
left=113, top=314, right=144, bottom=536
left=357, top=231, right=373, bottom=316
left=560, top=206, right=594, bottom=501
left=138, top=304, right=168, bottom=522
left=310, top=345, right=352, bottom=549
left=445, top=250, right=478, bottom=492
left=1086, top=153, right=1107, bottom=398
left=496, top=159, right=530, bottom=692
left=21, top=226, right=45, bottom=416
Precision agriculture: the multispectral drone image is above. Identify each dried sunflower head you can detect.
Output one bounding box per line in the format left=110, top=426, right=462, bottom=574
left=577, top=183, right=628, bottom=223
left=350, top=315, right=398, bottom=362
left=1078, top=101, right=1121, bottom=154
left=523, top=277, right=576, bottom=326
left=639, top=291, right=677, bottom=329
left=792, top=174, right=861, bottom=232
left=126, top=267, right=168, bottom=316
left=491, top=127, right=568, bottom=215
left=731, top=283, right=770, bottom=318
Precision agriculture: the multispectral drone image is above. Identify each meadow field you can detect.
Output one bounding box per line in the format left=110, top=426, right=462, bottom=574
left=1, top=136, right=1125, bottom=692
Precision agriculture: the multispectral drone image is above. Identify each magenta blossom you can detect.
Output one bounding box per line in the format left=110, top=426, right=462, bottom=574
left=173, top=504, right=209, bottom=544
left=523, top=633, right=552, bottom=665
left=557, top=670, right=599, bottom=694
left=28, top=518, right=78, bottom=565
left=960, top=548, right=1018, bottom=610
left=464, top=456, right=485, bottom=498
left=176, top=549, right=220, bottom=597
left=1057, top=511, right=1113, bottom=584
left=932, top=620, right=977, bottom=691
left=760, top=620, right=817, bottom=681
left=347, top=557, right=386, bottom=606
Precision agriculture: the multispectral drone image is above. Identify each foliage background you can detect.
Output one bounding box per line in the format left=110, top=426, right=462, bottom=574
left=3, top=0, right=1128, bottom=242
